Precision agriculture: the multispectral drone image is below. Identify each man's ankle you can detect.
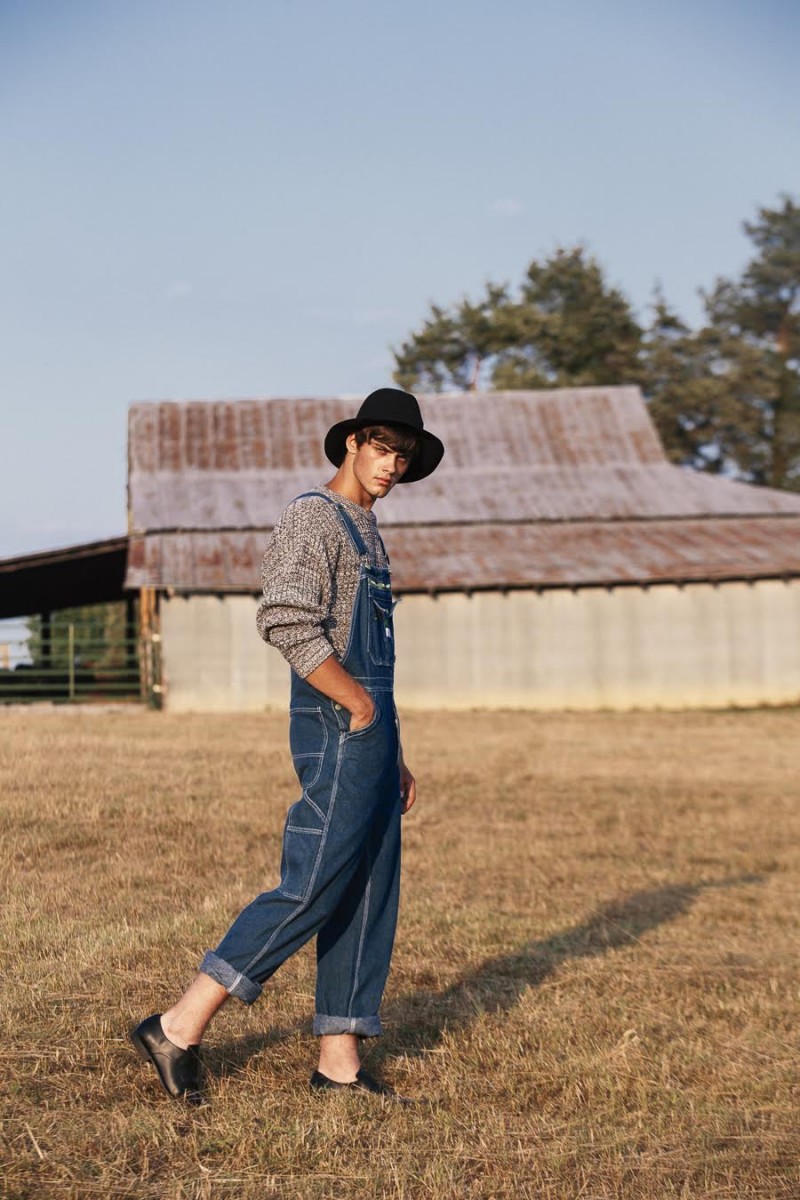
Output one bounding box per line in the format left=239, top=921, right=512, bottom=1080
left=316, top=1056, right=361, bottom=1083
left=159, top=1016, right=192, bottom=1051
left=316, top=1031, right=361, bottom=1081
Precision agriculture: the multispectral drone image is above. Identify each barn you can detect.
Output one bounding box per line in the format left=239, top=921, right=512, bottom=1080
left=124, top=386, right=800, bottom=712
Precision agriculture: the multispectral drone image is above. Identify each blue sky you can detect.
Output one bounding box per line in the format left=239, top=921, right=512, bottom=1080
left=1, top=0, right=797, bottom=556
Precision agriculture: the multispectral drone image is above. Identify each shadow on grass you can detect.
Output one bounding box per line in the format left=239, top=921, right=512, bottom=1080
left=379, top=874, right=763, bottom=1061
left=202, top=1025, right=300, bottom=1080
left=205, top=874, right=761, bottom=1078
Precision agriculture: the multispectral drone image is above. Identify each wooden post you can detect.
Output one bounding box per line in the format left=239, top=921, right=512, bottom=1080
left=67, top=623, right=75, bottom=701
left=137, top=587, right=161, bottom=705
left=41, top=611, right=52, bottom=669
left=40, top=611, right=53, bottom=698
left=138, top=588, right=151, bottom=701
left=125, top=593, right=137, bottom=684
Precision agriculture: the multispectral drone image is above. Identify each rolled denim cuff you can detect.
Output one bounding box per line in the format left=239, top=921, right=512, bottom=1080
left=199, top=950, right=262, bottom=1006
left=313, top=1013, right=382, bottom=1038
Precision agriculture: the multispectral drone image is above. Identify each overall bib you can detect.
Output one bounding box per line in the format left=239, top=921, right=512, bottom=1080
left=200, top=492, right=402, bottom=1038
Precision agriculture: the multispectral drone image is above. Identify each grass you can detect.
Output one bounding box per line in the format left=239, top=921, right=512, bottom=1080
left=0, top=706, right=798, bottom=1199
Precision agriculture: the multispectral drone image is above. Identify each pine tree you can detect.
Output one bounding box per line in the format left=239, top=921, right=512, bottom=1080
left=392, top=248, right=642, bottom=393
left=643, top=196, right=800, bottom=489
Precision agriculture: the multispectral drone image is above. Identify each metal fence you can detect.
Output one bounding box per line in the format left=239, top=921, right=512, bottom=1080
left=0, top=619, right=161, bottom=705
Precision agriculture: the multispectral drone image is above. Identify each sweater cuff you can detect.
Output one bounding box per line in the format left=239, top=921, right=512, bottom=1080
left=288, top=640, right=336, bottom=680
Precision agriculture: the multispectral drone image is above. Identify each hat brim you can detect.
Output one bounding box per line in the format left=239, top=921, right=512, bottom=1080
left=324, top=418, right=444, bottom=484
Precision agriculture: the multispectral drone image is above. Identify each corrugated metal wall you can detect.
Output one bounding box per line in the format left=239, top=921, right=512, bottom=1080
left=159, top=595, right=290, bottom=713
left=159, top=580, right=800, bottom=713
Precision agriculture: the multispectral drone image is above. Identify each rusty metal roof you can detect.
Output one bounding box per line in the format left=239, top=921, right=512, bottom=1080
left=127, top=518, right=800, bottom=593
left=125, top=388, right=800, bottom=591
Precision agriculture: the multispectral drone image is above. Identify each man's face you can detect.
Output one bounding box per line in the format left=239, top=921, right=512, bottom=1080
left=348, top=432, right=412, bottom=498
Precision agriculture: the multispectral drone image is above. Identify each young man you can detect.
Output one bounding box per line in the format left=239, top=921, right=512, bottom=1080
left=131, top=388, right=444, bottom=1105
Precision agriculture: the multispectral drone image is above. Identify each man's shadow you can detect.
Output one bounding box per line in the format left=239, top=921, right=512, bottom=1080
left=376, top=874, right=763, bottom=1062
left=206, top=875, right=761, bottom=1078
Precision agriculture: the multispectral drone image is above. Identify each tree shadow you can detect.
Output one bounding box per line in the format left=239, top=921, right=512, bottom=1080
left=377, top=874, right=763, bottom=1062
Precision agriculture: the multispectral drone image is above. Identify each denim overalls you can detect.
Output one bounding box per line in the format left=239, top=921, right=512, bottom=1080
left=200, top=492, right=402, bottom=1038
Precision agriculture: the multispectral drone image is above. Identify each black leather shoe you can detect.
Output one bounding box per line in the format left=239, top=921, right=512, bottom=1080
left=310, top=1068, right=412, bottom=1103
left=130, top=1013, right=207, bottom=1107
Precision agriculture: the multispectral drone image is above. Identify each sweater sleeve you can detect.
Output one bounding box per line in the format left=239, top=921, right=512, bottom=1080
left=255, top=500, right=337, bottom=678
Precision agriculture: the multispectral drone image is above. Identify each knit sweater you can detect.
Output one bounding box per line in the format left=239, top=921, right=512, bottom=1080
left=256, top=484, right=390, bottom=679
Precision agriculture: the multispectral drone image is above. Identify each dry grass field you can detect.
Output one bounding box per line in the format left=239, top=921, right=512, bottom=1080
left=0, top=706, right=798, bottom=1199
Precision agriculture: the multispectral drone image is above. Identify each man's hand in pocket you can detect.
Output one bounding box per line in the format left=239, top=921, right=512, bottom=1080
left=348, top=696, right=376, bottom=733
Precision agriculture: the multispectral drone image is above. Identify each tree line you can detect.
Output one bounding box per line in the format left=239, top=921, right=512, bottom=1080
left=392, top=195, right=800, bottom=491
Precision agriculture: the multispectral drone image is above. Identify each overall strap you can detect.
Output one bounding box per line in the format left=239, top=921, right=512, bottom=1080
left=293, top=491, right=369, bottom=560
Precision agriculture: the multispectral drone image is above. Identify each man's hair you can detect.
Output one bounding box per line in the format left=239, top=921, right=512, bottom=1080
left=354, top=424, right=419, bottom=460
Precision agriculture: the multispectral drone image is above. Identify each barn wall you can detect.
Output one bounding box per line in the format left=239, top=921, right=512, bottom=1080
left=160, top=595, right=289, bottom=712
left=160, top=580, right=800, bottom=712
left=393, top=579, right=800, bottom=709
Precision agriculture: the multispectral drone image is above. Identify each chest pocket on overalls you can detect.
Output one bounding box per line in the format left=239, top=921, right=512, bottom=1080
left=367, top=582, right=395, bottom=667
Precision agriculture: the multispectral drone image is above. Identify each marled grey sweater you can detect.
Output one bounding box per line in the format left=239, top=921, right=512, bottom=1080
left=256, top=484, right=390, bottom=678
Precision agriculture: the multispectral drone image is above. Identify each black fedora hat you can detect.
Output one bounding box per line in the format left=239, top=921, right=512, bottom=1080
left=324, top=388, right=444, bottom=484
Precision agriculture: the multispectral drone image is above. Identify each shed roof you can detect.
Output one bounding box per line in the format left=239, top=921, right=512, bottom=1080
left=0, top=537, right=129, bottom=619
left=125, top=388, right=800, bottom=591
left=126, top=518, right=800, bottom=593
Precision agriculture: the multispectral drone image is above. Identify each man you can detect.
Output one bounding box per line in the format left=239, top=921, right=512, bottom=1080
left=131, top=388, right=444, bottom=1105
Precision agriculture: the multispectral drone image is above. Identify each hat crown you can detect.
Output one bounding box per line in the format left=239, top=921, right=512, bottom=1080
left=358, top=388, right=424, bottom=431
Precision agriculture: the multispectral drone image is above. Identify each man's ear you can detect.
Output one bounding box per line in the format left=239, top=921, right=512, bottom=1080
left=345, top=432, right=360, bottom=456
